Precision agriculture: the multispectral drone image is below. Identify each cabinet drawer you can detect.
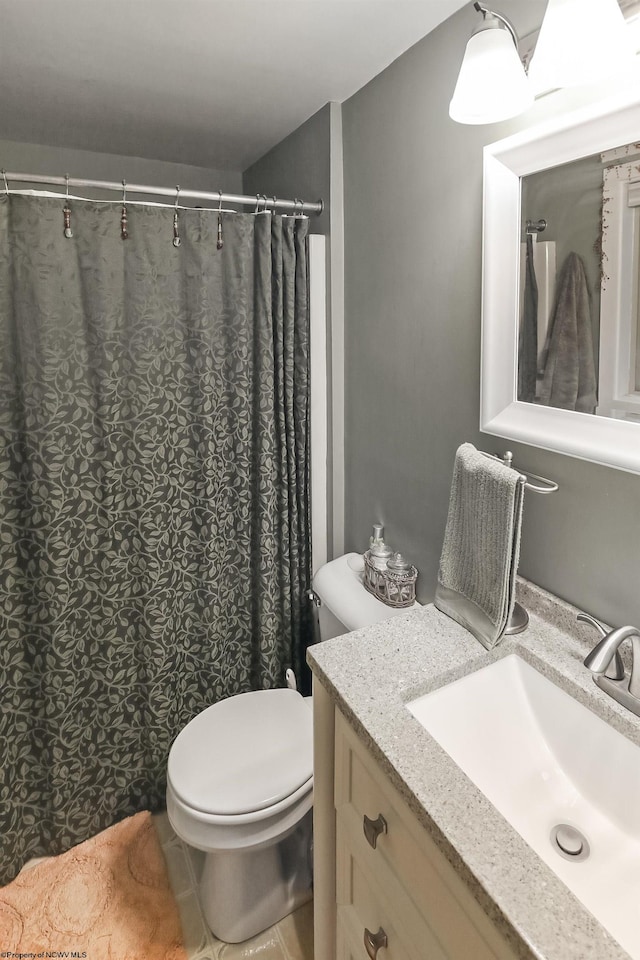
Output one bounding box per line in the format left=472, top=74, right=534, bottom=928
left=337, top=910, right=398, bottom=960
left=337, top=818, right=445, bottom=960
left=334, top=709, right=517, bottom=960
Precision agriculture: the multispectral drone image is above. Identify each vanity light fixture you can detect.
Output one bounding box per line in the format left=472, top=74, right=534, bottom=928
left=449, top=2, right=533, bottom=125
left=527, top=0, right=636, bottom=89
left=450, top=0, right=638, bottom=125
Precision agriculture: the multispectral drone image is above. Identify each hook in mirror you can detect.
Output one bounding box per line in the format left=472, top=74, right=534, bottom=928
left=173, top=185, right=181, bottom=247
left=254, top=193, right=268, bottom=215
left=217, top=189, right=224, bottom=250
left=120, top=179, right=128, bottom=240
left=63, top=173, right=73, bottom=239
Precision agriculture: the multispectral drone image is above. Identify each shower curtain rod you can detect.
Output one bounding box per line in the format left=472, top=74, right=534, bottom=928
left=1, top=171, right=324, bottom=216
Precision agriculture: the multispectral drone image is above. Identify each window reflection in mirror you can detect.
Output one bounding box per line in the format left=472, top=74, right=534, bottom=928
left=517, top=141, right=640, bottom=422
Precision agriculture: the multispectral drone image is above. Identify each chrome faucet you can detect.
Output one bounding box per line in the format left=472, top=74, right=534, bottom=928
left=578, top=612, right=640, bottom=717
left=577, top=613, right=624, bottom=680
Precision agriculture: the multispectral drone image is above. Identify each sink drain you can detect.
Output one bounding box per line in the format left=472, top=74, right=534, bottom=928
left=550, top=824, right=590, bottom=862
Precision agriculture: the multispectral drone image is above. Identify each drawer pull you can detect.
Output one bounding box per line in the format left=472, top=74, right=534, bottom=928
left=363, top=813, right=388, bottom=849
left=364, top=926, right=388, bottom=959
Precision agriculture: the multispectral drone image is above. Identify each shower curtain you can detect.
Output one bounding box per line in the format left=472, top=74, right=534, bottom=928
left=0, top=195, right=312, bottom=882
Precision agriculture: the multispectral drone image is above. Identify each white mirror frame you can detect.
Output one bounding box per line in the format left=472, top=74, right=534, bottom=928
left=481, top=87, right=640, bottom=475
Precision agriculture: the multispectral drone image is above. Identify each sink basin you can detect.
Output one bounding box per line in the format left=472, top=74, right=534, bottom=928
left=407, top=653, right=640, bottom=959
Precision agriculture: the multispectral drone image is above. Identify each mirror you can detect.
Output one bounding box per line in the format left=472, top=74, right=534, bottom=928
left=481, top=87, right=640, bottom=475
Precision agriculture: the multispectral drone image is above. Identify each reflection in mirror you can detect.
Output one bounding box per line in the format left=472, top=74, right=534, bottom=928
left=599, top=149, right=640, bottom=421
left=517, top=142, right=640, bottom=422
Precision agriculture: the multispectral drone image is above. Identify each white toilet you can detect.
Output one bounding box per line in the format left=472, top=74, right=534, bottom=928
left=166, top=552, right=415, bottom=943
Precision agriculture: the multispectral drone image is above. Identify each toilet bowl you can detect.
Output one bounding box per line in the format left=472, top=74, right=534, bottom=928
left=166, top=688, right=313, bottom=943
left=167, top=552, right=417, bottom=943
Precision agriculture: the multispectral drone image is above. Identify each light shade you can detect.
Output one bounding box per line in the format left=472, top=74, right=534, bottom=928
left=528, top=0, right=636, bottom=89
left=449, top=16, right=533, bottom=125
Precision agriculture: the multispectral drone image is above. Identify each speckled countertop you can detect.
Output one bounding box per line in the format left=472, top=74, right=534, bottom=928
left=307, top=577, right=640, bottom=960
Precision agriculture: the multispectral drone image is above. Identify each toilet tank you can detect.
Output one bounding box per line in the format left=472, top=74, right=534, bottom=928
left=312, top=552, right=418, bottom=641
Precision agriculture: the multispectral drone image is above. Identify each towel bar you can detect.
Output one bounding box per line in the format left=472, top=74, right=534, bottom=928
left=480, top=450, right=559, bottom=494
left=479, top=449, right=558, bottom=635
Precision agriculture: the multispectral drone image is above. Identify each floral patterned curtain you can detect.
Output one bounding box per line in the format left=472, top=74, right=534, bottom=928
left=0, top=196, right=312, bottom=882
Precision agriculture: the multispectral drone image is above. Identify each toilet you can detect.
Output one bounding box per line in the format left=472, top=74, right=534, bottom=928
left=166, top=552, right=416, bottom=943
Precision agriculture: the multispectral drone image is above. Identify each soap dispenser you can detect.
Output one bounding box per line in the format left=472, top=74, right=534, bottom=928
left=370, top=523, right=384, bottom=547
left=367, top=523, right=393, bottom=570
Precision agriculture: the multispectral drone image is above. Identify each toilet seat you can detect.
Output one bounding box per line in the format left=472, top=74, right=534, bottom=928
left=167, top=774, right=313, bottom=826
left=167, top=688, right=313, bottom=817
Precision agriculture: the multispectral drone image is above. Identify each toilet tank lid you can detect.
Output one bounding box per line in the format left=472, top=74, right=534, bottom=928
left=167, top=689, right=313, bottom=816
left=312, top=552, right=417, bottom=632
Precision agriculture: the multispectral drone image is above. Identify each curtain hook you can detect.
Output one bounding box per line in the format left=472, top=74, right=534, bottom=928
left=295, top=198, right=303, bottom=218
left=63, top=173, right=73, bottom=238
left=254, top=194, right=261, bottom=214
left=216, top=189, right=224, bottom=250
left=120, top=179, right=128, bottom=240
left=173, top=184, right=181, bottom=247
left=271, top=195, right=277, bottom=214
left=2, top=170, right=9, bottom=196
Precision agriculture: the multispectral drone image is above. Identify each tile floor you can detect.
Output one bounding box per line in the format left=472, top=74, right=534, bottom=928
left=154, top=812, right=314, bottom=960
left=20, top=814, right=314, bottom=960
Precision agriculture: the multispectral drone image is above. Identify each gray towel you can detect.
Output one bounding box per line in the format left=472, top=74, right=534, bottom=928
left=434, top=443, right=525, bottom=649
left=539, top=252, right=597, bottom=414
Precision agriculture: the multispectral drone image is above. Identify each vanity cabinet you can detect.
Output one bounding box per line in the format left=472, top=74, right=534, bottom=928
left=313, top=681, right=519, bottom=960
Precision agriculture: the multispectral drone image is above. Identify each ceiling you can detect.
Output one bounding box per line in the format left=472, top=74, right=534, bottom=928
left=0, top=1, right=468, bottom=173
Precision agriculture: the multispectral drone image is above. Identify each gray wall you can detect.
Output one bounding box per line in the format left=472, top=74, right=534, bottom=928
left=0, top=138, right=242, bottom=199
left=342, top=0, right=640, bottom=629
left=243, top=105, right=331, bottom=234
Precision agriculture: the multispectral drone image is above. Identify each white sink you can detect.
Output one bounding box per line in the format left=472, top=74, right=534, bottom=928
left=407, top=654, right=640, bottom=959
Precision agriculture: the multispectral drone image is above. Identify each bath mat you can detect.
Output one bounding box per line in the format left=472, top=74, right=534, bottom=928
left=0, top=811, right=187, bottom=960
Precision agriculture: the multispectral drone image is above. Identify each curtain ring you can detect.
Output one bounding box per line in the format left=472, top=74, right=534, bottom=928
left=173, top=185, right=181, bottom=247
left=254, top=194, right=261, bottom=214
left=63, top=173, right=73, bottom=239
left=216, top=189, right=224, bottom=250
left=120, top=179, right=128, bottom=240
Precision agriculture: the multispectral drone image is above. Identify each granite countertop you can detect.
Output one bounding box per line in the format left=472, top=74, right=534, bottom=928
left=307, top=577, right=640, bottom=960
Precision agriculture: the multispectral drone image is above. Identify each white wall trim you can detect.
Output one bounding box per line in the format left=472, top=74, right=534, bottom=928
left=309, top=234, right=328, bottom=574
left=329, top=101, right=345, bottom=559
